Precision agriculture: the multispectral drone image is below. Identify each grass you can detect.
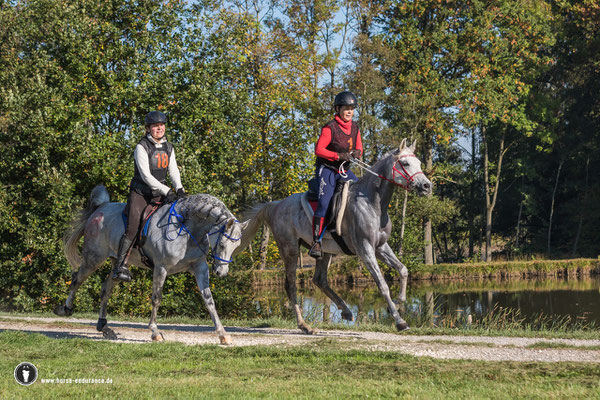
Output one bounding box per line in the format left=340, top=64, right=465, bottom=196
left=1, top=330, right=599, bottom=399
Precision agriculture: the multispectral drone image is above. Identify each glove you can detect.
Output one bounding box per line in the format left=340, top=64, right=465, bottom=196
left=338, top=152, right=352, bottom=162
left=350, top=149, right=362, bottom=159
left=176, top=188, right=186, bottom=198
left=164, top=189, right=177, bottom=203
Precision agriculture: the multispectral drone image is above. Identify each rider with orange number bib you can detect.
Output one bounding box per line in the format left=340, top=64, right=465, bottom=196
left=309, top=91, right=363, bottom=259
left=111, top=111, right=186, bottom=282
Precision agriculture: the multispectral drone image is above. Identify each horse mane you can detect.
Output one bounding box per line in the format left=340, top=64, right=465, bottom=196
left=176, top=194, right=234, bottom=225
left=355, top=149, right=399, bottom=189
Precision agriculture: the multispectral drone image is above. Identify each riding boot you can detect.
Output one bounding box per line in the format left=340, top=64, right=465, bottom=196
left=309, top=216, right=324, bottom=259
left=111, top=235, right=134, bottom=282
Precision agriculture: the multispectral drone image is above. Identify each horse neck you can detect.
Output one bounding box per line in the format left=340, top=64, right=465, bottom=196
left=355, top=157, right=397, bottom=214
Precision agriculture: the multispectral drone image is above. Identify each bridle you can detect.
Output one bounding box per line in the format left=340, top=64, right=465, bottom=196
left=349, top=154, right=424, bottom=190
left=166, top=201, right=241, bottom=264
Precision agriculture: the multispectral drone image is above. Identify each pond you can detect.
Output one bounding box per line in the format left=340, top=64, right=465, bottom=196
left=252, top=275, right=600, bottom=329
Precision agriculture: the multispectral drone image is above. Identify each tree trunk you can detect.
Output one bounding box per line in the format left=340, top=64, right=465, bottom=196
left=482, top=127, right=506, bottom=262
left=259, top=226, right=270, bottom=270
left=398, top=189, right=409, bottom=257
left=468, top=129, right=476, bottom=257
left=572, top=158, right=589, bottom=257
left=423, top=144, right=434, bottom=264
left=547, top=159, right=564, bottom=254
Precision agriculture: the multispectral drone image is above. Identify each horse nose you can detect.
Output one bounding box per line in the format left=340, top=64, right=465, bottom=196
left=422, top=181, right=432, bottom=193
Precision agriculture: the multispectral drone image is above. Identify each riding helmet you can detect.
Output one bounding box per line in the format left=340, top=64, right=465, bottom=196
left=334, top=91, right=358, bottom=108
left=144, top=111, right=167, bottom=125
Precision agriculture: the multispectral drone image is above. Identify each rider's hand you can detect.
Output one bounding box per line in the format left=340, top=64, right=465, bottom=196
left=338, top=152, right=352, bottom=162
left=176, top=188, right=186, bottom=198
left=164, top=190, right=177, bottom=203
left=350, top=149, right=362, bottom=159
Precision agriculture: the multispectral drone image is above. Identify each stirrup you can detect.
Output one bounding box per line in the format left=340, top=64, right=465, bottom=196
left=308, top=241, right=322, bottom=259
left=111, top=266, right=132, bottom=282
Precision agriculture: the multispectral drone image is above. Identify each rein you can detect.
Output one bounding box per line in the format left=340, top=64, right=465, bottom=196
left=166, top=200, right=240, bottom=263
left=349, top=154, right=424, bottom=190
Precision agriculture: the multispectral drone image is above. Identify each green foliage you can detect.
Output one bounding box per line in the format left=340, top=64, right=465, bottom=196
left=1, top=0, right=599, bottom=316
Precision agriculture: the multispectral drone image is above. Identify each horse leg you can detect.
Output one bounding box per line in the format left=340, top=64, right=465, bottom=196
left=96, top=270, right=119, bottom=337
left=282, top=245, right=315, bottom=334
left=358, top=243, right=409, bottom=331
left=192, top=260, right=232, bottom=345
left=148, top=266, right=167, bottom=342
left=313, top=254, right=353, bottom=322
left=54, top=249, right=105, bottom=317
left=376, top=243, right=409, bottom=303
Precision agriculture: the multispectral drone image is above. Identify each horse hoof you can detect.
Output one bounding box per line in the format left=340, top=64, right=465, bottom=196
left=102, top=327, right=118, bottom=340
left=299, top=325, right=317, bottom=335
left=152, top=332, right=164, bottom=342
left=96, top=318, right=108, bottom=332
left=53, top=305, right=73, bottom=317
left=219, top=335, right=233, bottom=345
left=396, top=322, right=410, bottom=332
left=341, top=310, right=354, bottom=321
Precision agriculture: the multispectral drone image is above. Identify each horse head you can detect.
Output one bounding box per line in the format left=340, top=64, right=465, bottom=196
left=207, top=217, right=243, bottom=277
left=389, top=138, right=433, bottom=196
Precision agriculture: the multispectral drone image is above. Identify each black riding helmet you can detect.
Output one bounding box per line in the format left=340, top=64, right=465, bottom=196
left=334, top=91, right=358, bottom=108
left=144, top=111, right=167, bottom=125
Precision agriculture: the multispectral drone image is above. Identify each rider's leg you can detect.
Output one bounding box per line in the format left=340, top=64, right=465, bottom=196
left=112, top=190, right=146, bottom=282
left=310, top=167, right=335, bottom=259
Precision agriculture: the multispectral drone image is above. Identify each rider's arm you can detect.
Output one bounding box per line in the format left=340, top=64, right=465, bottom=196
left=315, top=125, right=340, bottom=161
left=134, top=144, right=171, bottom=196
left=168, top=149, right=183, bottom=191
left=354, top=129, right=363, bottom=157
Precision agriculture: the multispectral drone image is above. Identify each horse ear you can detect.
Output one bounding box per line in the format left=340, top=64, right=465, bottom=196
left=399, top=138, right=407, bottom=151
left=226, top=218, right=235, bottom=230
left=410, top=139, right=417, bottom=152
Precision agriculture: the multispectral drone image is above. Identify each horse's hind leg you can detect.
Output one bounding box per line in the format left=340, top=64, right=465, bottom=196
left=192, top=260, right=231, bottom=345
left=375, top=243, right=408, bottom=303
left=54, top=249, right=106, bottom=317
left=281, top=244, right=315, bottom=334
left=313, top=254, right=353, bottom=322
left=148, top=266, right=168, bottom=342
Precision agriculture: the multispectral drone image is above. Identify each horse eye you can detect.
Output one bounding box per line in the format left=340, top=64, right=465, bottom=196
left=402, top=161, right=409, bottom=167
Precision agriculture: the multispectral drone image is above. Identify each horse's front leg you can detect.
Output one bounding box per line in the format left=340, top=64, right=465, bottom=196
left=192, top=260, right=231, bottom=345
left=358, top=241, right=409, bottom=331
left=375, top=243, right=408, bottom=303
left=313, top=254, right=353, bottom=322
left=149, top=266, right=167, bottom=341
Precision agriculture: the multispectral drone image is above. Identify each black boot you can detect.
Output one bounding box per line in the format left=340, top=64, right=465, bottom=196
left=111, top=235, right=134, bottom=282
left=308, top=216, right=324, bottom=259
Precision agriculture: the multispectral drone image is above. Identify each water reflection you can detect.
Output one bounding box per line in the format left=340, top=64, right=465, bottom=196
left=252, top=276, right=600, bottom=328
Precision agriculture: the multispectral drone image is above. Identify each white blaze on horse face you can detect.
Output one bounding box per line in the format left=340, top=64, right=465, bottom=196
left=212, top=218, right=242, bottom=277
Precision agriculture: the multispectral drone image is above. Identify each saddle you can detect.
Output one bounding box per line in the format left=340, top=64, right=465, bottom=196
left=122, top=202, right=162, bottom=268
left=304, top=178, right=354, bottom=255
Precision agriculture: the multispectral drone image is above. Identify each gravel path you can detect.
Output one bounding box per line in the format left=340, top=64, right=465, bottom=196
left=2, top=316, right=599, bottom=363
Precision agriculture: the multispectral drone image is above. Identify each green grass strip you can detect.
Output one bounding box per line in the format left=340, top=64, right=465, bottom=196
left=1, top=331, right=599, bottom=399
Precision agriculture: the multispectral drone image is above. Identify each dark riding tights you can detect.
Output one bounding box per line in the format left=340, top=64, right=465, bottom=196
left=124, top=191, right=162, bottom=241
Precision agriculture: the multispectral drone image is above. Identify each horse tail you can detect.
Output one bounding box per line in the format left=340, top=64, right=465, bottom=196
left=63, top=185, right=111, bottom=271
left=234, top=201, right=280, bottom=255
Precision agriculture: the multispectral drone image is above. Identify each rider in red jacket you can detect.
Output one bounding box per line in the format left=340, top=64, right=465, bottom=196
left=310, top=91, right=363, bottom=259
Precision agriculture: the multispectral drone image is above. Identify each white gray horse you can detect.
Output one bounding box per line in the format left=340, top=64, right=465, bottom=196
left=237, top=139, right=432, bottom=333
left=54, top=185, right=243, bottom=344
